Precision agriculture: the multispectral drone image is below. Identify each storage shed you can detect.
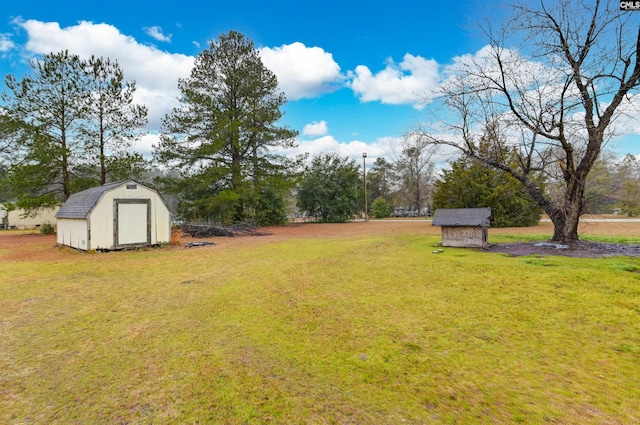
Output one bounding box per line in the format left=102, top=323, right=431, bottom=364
left=56, top=181, right=171, bottom=251
left=432, top=208, right=491, bottom=248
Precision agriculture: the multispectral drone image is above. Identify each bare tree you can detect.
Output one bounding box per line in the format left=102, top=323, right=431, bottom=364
left=420, top=0, right=640, bottom=243
left=394, top=133, right=436, bottom=215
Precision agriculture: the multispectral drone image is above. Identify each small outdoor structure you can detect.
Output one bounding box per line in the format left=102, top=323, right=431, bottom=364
left=432, top=207, right=491, bottom=248
left=56, top=180, right=171, bottom=251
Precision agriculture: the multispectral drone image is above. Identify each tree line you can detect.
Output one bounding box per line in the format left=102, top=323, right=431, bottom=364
left=1, top=51, right=148, bottom=209
left=1, top=0, right=639, bottom=242
left=0, top=31, right=440, bottom=226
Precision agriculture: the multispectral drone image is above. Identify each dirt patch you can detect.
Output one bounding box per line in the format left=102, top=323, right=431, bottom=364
left=485, top=240, right=640, bottom=258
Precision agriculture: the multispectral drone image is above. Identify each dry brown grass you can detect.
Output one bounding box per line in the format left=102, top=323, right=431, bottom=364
left=2, top=218, right=640, bottom=262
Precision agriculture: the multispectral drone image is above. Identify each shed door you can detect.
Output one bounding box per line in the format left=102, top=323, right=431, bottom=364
left=114, top=199, right=151, bottom=248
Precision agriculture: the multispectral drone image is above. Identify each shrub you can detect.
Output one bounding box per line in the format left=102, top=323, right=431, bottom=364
left=40, top=222, right=55, bottom=234
left=371, top=197, right=391, bottom=219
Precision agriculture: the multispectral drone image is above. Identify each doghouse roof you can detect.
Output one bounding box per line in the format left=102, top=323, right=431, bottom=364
left=432, top=208, right=492, bottom=227
left=55, top=180, right=140, bottom=219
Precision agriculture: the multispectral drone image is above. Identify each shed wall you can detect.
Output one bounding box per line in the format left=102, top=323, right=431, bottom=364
left=88, top=185, right=170, bottom=250
left=441, top=226, right=487, bottom=248
left=152, top=194, right=171, bottom=244
left=56, top=218, right=88, bottom=250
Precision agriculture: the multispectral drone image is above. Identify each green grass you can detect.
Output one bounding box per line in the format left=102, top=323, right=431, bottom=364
left=491, top=232, right=640, bottom=245
left=490, top=233, right=551, bottom=243
left=579, top=235, right=640, bottom=244
left=1, top=232, right=640, bottom=424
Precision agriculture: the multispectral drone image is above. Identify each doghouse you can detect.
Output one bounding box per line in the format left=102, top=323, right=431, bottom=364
left=432, top=208, right=491, bottom=248
left=56, top=181, right=171, bottom=251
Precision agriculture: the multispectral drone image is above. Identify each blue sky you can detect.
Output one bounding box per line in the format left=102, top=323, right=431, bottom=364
left=0, top=0, right=638, bottom=165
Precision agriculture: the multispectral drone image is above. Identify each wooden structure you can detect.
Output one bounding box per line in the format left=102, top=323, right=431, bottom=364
left=55, top=181, right=171, bottom=251
left=432, top=208, right=491, bottom=248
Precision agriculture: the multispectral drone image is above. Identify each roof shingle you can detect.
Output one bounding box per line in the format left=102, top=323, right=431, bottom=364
left=432, top=207, right=492, bottom=227
left=55, top=181, right=130, bottom=219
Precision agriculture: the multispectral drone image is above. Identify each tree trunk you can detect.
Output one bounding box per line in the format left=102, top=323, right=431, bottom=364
left=61, top=116, right=71, bottom=201
left=548, top=208, right=580, bottom=244
left=100, top=109, right=106, bottom=185
left=528, top=171, right=583, bottom=244
left=548, top=174, right=585, bottom=243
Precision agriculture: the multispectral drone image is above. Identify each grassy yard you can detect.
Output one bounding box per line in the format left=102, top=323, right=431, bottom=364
left=1, top=223, right=639, bottom=424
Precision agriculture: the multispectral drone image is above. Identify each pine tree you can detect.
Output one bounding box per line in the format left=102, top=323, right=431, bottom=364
left=2, top=51, right=149, bottom=212
left=155, top=30, right=297, bottom=224
left=82, top=56, right=148, bottom=184
left=2, top=51, right=89, bottom=206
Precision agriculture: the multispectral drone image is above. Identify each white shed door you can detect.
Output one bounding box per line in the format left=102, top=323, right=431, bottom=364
left=114, top=199, right=151, bottom=247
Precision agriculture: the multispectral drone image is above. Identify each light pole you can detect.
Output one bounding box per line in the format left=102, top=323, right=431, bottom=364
left=362, top=152, right=368, bottom=221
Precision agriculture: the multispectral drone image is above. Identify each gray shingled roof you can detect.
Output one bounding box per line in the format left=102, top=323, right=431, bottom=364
left=432, top=207, right=492, bottom=227
left=55, top=181, right=132, bottom=219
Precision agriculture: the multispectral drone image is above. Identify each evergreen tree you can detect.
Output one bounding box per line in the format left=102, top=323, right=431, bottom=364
left=614, top=154, right=640, bottom=216
left=82, top=56, right=148, bottom=184
left=1, top=51, right=148, bottom=212
left=296, top=153, right=361, bottom=223
left=2, top=51, right=89, bottom=207
left=371, top=197, right=392, bottom=218
left=367, top=157, right=395, bottom=205
left=433, top=155, right=542, bottom=227
left=0, top=112, right=17, bottom=167
left=155, top=30, right=297, bottom=224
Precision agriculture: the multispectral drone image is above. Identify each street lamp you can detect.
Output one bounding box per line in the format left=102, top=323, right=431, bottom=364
left=362, top=152, right=368, bottom=222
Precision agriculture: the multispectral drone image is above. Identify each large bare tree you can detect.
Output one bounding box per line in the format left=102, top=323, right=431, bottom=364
left=394, top=134, right=435, bottom=215
left=421, top=0, right=640, bottom=243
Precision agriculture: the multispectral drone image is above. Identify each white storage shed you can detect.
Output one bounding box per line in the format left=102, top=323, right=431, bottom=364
left=56, top=181, right=171, bottom=251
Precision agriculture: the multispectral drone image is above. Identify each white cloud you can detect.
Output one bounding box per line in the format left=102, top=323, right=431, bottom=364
left=443, top=45, right=564, bottom=100
left=271, top=134, right=401, bottom=166
left=608, top=93, right=640, bottom=135
left=349, top=53, right=440, bottom=109
left=0, top=34, right=15, bottom=52
left=16, top=19, right=194, bottom=131
left=144, top=26, right=172, bottom=43
left=259, top=42, right=344, bottom=100
left=132, top=133, right=160, bottom=158
left=132, top=86, right=181, bottom=130
left=302, top=120, right=328, bottom=137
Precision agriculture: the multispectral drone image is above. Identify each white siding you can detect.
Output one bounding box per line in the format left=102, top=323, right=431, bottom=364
left=56, top=218, right=88, bottom=250
left=57, top=182, right=171, bottom=251
left=88, top=184, right=170, bottom=250
left=153, top=194, right=171, bottom=245
left=7, top=207, right=59, bottom=230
